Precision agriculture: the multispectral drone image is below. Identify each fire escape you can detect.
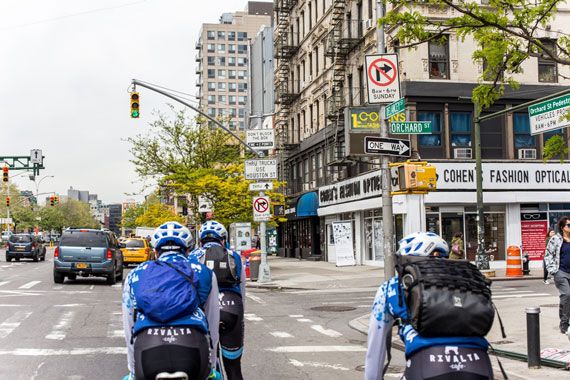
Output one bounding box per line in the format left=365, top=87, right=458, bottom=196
left=274, top=0, right=299, bottom=194
left=324, top=0, right=363, bottom=167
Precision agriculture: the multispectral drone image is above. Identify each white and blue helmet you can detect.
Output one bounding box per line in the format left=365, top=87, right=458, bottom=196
left=397, top=232, right=449, bottom=257
left=199, top=220, right=227, bottom=242
left=151, top=222, right=193, bottom=251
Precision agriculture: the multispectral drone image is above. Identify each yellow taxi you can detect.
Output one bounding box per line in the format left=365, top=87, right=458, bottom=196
left=121, top=238, right=154, bottom=266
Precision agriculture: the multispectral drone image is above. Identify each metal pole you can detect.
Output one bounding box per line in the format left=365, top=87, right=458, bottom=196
left=474, top=104, right=489, bottom=270
left=377, top=0, right=395, bottom=278
left=131, top=79, right=262, bottom=158
left=257, top=190, right=271, bottom=283
left=526, top=307, right=541, bottom=369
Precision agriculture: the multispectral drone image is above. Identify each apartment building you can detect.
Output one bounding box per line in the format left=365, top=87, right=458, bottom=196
left=274, top=0, right=570, bottom=266
left=195, top=2, right=272, bottom=130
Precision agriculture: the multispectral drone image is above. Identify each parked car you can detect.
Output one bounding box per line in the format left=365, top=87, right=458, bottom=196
left=53, top=229, right=124, bottom=285
left=6, top=234, right=46, bottom=262
left=120, top=237, right=154, bottom=266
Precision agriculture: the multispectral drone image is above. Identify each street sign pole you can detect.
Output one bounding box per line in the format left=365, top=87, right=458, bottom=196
left=257, top=190, right=271, bottom=283
left=377, top=0, right=395, bottom=279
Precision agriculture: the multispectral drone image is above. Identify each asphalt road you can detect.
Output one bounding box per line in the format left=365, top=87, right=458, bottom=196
left=0, top=247, right=562, bottom=380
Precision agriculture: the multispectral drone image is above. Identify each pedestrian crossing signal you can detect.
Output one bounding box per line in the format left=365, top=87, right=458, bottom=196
left=130, top=92, right=140, bottom=118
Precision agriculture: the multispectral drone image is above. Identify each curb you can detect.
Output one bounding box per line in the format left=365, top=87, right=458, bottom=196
left=491, top=276, right=542, bottom=282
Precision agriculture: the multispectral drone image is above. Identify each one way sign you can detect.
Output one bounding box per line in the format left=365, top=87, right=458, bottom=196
left=364, top=137, right=411, bottom=157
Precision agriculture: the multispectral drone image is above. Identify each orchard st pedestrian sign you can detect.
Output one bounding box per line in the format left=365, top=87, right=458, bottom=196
left=528, top=94, right=570, bottom=135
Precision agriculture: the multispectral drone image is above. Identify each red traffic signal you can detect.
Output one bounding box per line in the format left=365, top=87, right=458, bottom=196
left=5, top=196, right=10, bottom=207
left=2, top=167, right=8, bottom=183
left=49, top=196, right=55, bottom=207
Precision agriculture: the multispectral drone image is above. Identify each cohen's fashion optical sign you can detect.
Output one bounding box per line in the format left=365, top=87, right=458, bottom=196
left=436, top=162, right=570, bottom=190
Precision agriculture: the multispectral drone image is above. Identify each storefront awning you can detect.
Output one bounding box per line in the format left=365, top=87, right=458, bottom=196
left=296, top=192, right=319, bottom=217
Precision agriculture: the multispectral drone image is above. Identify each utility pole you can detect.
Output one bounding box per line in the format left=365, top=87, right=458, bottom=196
left=258, top=189, right=271, bottom=283
left=473, top=103, right=489, bottom=270
left=377, top=1, right=395, bottom=278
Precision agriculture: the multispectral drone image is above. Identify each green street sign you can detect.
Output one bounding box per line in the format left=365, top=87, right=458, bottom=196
left=528, top=93, right=570, bottom=135
left=384, top=98, right=405, bottom=119
left=390, top=121, right=432, bottom=134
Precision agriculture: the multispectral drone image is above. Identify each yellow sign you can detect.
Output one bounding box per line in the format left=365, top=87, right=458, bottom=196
left=390, top=161, right=437, bottom=194
left=350, top=108, right=405, bottom=129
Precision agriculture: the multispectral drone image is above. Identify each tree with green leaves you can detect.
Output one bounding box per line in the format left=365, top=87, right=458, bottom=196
left=129, top=109, right=285, bottom=228
left=380, top=0, right=570, bottom=158
left=134, top=203, right=185, bottom=228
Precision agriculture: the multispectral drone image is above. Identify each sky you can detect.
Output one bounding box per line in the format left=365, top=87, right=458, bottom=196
left=0, top=0, right=240, bottom=204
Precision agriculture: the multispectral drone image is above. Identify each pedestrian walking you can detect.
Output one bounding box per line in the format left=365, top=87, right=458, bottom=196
left=544, top=229, right=556, bottom=284
left=544, top=216, right=570, bottom=335
left=449, top=232, right=464, bottom=260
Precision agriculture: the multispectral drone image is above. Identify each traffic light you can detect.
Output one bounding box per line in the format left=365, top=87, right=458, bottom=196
left=130, top=92, right=140, bottom=118
left=2, top=167, right=8, bottom=183
left=5, top=197, right=10, bottom=207
left=49, top=196, right=55, bottom=207
left=54, top=196, right=59, bottom=205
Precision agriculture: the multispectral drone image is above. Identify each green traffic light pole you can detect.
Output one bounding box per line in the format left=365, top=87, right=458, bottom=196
left=130, top=79, right=272, bottom=282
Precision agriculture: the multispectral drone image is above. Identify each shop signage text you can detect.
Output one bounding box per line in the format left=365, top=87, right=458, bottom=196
left=319, top=171, right=382, bottom=207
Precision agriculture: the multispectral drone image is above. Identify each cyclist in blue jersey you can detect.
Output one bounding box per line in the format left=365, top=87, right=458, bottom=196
left=189, top=220, right=246, bottom=380
left=365, top=232, right=493, bottom=380
left=122, top=222, right=221, bottom=380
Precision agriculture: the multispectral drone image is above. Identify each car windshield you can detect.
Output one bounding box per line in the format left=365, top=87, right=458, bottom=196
left=60, top=232, right=107, bottom=247
left=125, top=239, right=145, bottom=248
left=9, top=235, right=31, bottom=243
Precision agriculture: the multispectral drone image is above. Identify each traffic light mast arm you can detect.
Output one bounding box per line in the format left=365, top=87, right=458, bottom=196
left=131, top=79, right=263, bottom=158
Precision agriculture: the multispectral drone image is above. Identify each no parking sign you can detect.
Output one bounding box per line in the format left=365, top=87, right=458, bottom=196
left=365, top=54, right=401, bottom=104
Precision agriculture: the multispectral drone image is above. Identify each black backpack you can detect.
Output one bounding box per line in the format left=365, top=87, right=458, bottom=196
left=204, top=245, right=240, bottom=288
left=396, top=255, right=499, bottom=337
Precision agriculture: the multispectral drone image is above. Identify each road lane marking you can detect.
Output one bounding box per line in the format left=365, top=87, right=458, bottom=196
left=246, top=294, right=265, bottom=304
left=288, top=287, right=378, bottom=295
left=297, top=318, right=313, bottom=323
left=244, top=313, right=263, bottom=322
left=89, top=285, right=95, bottom=290
left=107, top=312, right=125, bottom=338
left=0, top=281, right=10, bottom=287
left=270, top=331, right=293, bottom=338
left=111, top=284, right=122, bottom=288
left=46, top=311, right=75, bottom=340
left=289, top=314, right=303, bottom=318
left=267, top=345, right=366, bottom=353
left=19, top=281, right=41, bottom=289
left=0, top=304, right=22, bottom=307
left=0, top=311, right=32, bottom=338
left=311, top=325, right=342, bottom=338
left=54, top=304, right=86, bottom=307
left=493, top=293, right=551, bottom=299
left=0, top=347, right=127, bottom=356
left=289, top=359, right=349, bottom=371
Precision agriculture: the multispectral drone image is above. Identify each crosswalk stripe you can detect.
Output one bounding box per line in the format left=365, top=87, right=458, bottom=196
left=297, top=318, right=313, bottom=323
left=244, top=313, right=263, bottom=322
left=267, top=345, right=367, bottom=353
left=246, top=294, right=265, bottom=304
left=493, top=293, right=551, bottom=299
left=0, top=347, right=127, bottom=356
left=270, top=331, right=293, bottom=338
left=46, top=311, right=75, bottom=340
left=19, top=281, right=41, bottom=289
left=0, top=281, right=10, bottom=287
left=0, top=311, right=32, bottom=338
left=107, top=312, right=124, bottom=338
left=289, top=359, right=349, bottom=371
left=310, top=325, right=342, bottom=338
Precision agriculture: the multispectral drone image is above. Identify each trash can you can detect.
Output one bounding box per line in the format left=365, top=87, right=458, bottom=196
left=241, top=249, right=257, bottom=280
left=249, top=251, right=261, bottom=282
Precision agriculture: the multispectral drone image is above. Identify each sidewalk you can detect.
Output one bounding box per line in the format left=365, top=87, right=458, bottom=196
left=248, top=256, right=570, bottom=375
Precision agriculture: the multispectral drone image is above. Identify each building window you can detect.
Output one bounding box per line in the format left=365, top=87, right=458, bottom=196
left=207, top=57, right=215, bottom=66
left=207, top=69, right=215, bottom=79
left=308, top=2, right=313, bottom=29
left=218, top=82, right=226, bottom=90
left=228, top=57, right=236, bottom=66
left=429, top=37, right=449, bottom=79
left=217, top=69, right=226, bottom=79
left=238, top=83, right=247, bottom=92
left=450, top=112, right=472, bottom=147
left=513, top=113, right=536, bottom=149
left=238, top=108, right=245, bottom=118
left=228, top=44, right=236, bottom=53
left=316, top=151, right=323, bottom=184
left=237, top=32, right=247, bottom=41
left=229, top=83, right=237, bottom=91
left=207, top=82, right=216, bottom=90
left=237, top=57, right=247, bottom=66
left=217, top=44, right=225, bottom=52
left=229, top=109, right=237, bottom=117
left=228, top=70, right=236, bottom=79
left=218, top=95, right=226, bottom=103
left=238, top=44, right=248, bottom=54
left=238, top=96, right=246, bottom=105
left=207, top=108, right=216, bottom=117
left=228, top=31, right=236, bottom=40
left=538, top=39, right=558, bottom=83
left=368, top=0, right=373, bottom=19
left=207, top=95, right=215, bottom=104
left=238, top=70, right=246, bottom=79
left=217, top=57, right=226, bottom=66
left=207, top=31, right=215, bottom=40
left=304, top=158, right=309, bottom=187
left=229, top=95, right=237, bottom=104
left=207, top=43, right=215, bottom=53
left=217, top=31, right=225, bottom=40
left=417, top=111, right=443, bottom=158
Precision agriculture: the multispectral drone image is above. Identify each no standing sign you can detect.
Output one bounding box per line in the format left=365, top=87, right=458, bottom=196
left=365, top=54, right=401, bottom=104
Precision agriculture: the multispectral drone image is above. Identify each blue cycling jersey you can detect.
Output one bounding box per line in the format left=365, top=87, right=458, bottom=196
left=188, top=242, right=244, bottom=297
left=365, top=276, right=488, bottom=380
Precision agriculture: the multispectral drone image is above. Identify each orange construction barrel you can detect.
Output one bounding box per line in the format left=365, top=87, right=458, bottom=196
left=506, top=245, right=523, bottom=277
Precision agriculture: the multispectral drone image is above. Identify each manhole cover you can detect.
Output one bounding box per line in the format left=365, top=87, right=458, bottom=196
left=540, top=304, right=558, bottom=308
left=310, top=305, right=357, bottom=312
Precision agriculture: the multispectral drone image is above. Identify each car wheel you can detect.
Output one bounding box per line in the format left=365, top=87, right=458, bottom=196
left=15, top=257, right=20, bottom=262
left=106, top=269, right=117, bottom=285
left=41, top=255, right=45, bottom=262
left=6, top=257, right=11, bottom=262
left=53, top=272, right=65, bottom=284
left=117, top=268, right=124, bottom=282
left=33, top=255, right=39, bottom=262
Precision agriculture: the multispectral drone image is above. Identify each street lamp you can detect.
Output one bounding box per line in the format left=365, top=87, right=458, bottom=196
left=34, top=175, right=54, bottom=205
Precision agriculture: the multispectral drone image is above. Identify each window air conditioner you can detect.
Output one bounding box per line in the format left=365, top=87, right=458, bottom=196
left=453, top=148, right=472, bottom=159
left=363, top=19, right=374, bottom=30
left=518, top=148, right=537, bottom=160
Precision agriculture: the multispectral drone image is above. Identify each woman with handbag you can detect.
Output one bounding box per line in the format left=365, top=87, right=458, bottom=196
left=449, top=232, right=464, bottom=260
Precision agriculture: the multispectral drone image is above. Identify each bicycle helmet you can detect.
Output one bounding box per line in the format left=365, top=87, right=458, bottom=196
left=199, top=220, right=227, bottom=243
left=151, top=221, right=193, bottom=251
left=397, top=232, right=449, bottom=257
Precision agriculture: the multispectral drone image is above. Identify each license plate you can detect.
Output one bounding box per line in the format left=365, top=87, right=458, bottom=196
left=15, top=247, right=24, bottom=251
left=75, top=263, right=88, bottom=269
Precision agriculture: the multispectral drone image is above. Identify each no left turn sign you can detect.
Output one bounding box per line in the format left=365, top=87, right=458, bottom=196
left=365, top=54, right=401, bottom=104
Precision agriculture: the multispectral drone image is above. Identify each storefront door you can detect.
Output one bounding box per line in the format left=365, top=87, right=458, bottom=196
left=441, top=213, right=464, bottom=251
